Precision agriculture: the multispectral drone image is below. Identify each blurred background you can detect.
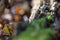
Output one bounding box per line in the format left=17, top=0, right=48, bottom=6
left=0, top=0, right=60, bottom=40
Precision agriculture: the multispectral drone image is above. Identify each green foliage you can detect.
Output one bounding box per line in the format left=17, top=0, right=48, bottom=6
left=12, top=28, right=54, bottom=40
left=12, top=15, right=54, bottom=40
